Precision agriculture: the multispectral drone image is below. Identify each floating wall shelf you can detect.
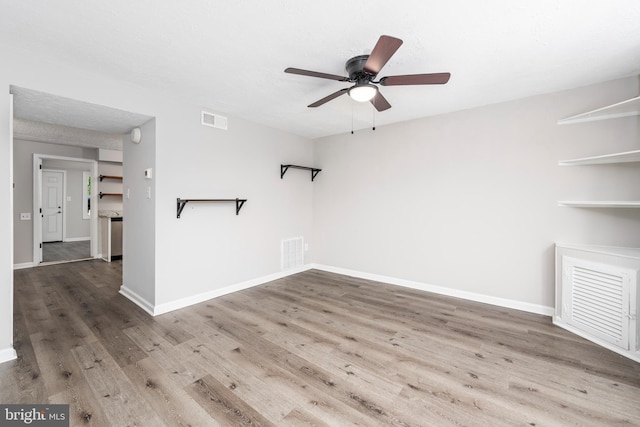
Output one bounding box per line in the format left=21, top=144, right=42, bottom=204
left=99, top=175, right=123, bottom=181
left=176, top=198, right=247, bottom=218
left=281, top=164, right=321, bottom=181
left=558, top=149, right=640, bottom=166
left=557, top=95, right=640, bottom=125
left=558, top=201, right=640, bottom=208
left=99, top=192, right=123, bottom=199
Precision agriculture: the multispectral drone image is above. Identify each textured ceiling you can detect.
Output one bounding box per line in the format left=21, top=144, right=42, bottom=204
left=11, top=86, right=152, bottom=135
left=3, top=0, right=640, bottom=139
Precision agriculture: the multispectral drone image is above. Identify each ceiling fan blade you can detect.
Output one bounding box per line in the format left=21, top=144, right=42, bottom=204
left=370, top=91, right=391, bottom=112
left=379, top=72, right=451, bottom=86
left=363, top=35, right=403, bottom=76
left=285, top=67, right=348, bottom=82
left=308, top=88, right=349, bottom=108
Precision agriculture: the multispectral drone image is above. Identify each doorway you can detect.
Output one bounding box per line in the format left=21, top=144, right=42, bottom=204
left=33, top=154, right=98, bottom=265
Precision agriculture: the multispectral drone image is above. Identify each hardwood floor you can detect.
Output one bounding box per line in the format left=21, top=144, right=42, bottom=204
left=42, top=240, right=91, bottom=263
left=2, top=260, right=639, bottom=426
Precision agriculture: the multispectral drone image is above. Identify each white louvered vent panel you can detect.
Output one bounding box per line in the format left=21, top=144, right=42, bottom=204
left=564, top=257, right=630, bottom=349
left=572, top=266, right=624, bottom=341
left=201, top=111, right=228, bottom=130
left=281, top=237, right=304, bottom=271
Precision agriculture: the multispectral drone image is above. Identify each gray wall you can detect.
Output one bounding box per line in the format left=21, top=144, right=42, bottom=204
left=13, top=139, right=96, bottom=265
left=313, top=76, right=640, bottom=311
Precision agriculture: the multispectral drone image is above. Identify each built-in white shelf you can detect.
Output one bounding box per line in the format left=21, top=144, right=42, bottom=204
left=558, top=201, right=640, bottom=208
left=557, top=95, right=640, bottom=125
left=558, top=149, right=640, bottom=166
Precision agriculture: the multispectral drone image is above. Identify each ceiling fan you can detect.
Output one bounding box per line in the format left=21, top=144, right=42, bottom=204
left=285, top=35, right=450, bottom=112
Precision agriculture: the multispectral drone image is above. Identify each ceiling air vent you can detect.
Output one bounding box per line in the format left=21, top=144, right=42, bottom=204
left=201, top=111, right=228, bottom=130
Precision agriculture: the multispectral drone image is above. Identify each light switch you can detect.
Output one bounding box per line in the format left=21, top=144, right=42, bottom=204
left=144, top=168, right=152, bottom=179
left=20, top=212, right=31, bottom=220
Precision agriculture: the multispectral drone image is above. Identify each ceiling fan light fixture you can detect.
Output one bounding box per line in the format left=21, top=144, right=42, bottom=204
left=348, top=84, right=378, bottom=102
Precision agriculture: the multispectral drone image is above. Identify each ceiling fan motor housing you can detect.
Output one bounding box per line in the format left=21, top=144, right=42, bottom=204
left=345, top=55, right=373, bottom=82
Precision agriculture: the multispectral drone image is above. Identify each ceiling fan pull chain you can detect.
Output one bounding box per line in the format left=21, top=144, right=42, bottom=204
left=351, top=103, right=354, bottom=134
left=372, top=108, right=376, bottom=131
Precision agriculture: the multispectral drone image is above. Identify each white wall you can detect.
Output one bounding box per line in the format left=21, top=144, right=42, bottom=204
left=154, top=112, right=314, bottom=310
left=313, top=76, right=640, bottom=311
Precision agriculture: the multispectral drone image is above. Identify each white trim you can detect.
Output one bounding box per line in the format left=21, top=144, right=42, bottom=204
left=0, top=347, right=17, bottom=364
left=553, top=317, right=640, bottom=363
left=13, top=262, right=35, bottom=270
left=63, top=237, right=90, bottom=243
left=145, top=265, right=313, bottom=316
left=311, top=264, right=554, bottom=317
left=8, top=94, right=15, bottom=361
left=119, top=286, right=155, bottom=316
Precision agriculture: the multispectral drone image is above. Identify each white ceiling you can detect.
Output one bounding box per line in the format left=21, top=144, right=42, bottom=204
left=2, top=0, right=640, bottom=139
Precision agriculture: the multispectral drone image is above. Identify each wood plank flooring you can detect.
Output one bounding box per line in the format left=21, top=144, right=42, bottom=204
left=2, top=260, right=639, bottom=426
left=43, top=240, right=91, bottom=263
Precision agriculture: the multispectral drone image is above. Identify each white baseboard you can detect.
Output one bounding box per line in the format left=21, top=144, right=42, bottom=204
left=120, top=265, right=313, bottom=317
left=0, top=347, right=17, bottom=364
left=119, top=263, right=553, bottom=318
left=311, top=264, right=554, bottom=317
left=119, top=285, right=155, bottom=316
left=13, top=262, right=35, bottom=270
left=63, top=237, right=90, bottom=242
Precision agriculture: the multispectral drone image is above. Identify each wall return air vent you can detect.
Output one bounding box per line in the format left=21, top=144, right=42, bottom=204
left=201, top=111, right=228, bottom=130
left=281, top=237, right=304, bottom=271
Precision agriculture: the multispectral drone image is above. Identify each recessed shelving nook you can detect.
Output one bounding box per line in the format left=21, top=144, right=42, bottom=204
left=557, top=95, right=640, bottom=208
left=554, top=94, right=640, bottom=363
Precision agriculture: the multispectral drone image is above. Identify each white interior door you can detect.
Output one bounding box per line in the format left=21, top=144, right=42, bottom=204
left=42, top=170, right=64, bottom=242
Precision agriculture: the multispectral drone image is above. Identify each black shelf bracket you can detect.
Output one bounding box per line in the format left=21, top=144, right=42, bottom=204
left=281, top=164, right=322, bottom=181
left=177, top=198, right=247, bottom=218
